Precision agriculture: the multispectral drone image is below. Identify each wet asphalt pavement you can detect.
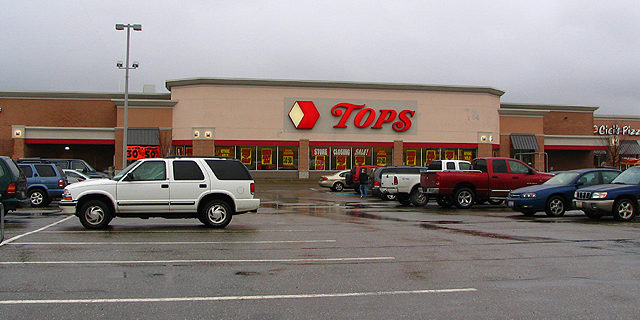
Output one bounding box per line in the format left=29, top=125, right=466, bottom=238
left=1, top=181, right=640, bottom=319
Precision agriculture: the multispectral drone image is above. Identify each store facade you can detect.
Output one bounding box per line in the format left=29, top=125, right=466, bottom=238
left=1, top=78, right=639, bottom=178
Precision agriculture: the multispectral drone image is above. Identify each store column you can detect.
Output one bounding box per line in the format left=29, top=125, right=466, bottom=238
left=393, top=140, right=403, bottom=166
left=299, top=139, right=309, bottom=179
left=11, top=125, right=26, bottom=159
left=192, top=127, right=215, bottom=156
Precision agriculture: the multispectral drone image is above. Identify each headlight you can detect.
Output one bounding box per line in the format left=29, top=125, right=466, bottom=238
left=522, top=193, right=537, bottom=198
left=592, top=192, right=608, bottom=199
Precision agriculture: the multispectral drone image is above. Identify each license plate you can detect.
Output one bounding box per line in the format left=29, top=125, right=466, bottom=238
left=575, top=201, right=582, bottom=209
left=507, top=201, right=514, bottom=207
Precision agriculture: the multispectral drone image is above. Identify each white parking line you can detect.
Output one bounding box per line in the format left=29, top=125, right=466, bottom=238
left=0, top=256, right=394, bottom=265
left=0, top=288, right=477, bottom=305
left=41, top=229, right=315, bottom=233
left=10, top=240, right=337, bottom=245
left=0, top=215, right=74, bottom=247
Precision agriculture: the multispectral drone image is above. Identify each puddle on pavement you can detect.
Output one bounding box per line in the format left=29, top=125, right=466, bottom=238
left=420, top=222, right=546, bottom=241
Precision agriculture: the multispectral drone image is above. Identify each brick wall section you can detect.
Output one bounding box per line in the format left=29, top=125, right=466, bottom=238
left=192, top=140, right=214, bottom=157
left=0, top=99, right=116, bottom=156
left=299, top=139, right=309, bottom=171
left=393, top=140, right=403, bottom=166
left=544, top=112, right=594, bottom=135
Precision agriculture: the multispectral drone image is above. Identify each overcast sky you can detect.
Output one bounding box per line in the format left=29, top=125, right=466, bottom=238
left=3, top=1, right=639, bottom=115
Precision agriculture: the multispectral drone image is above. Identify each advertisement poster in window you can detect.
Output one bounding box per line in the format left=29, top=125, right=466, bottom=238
left=216, top=147, right=233, bottom=158
left=406, top=149, right=416, bottom=166
left=313, top=148, right=328, bottom=170
left=444, top=150, right=456, bottom=160
left=127, top=146, right=161, bottom=161
left=241, top=148, right=252, bottom=165
left=282, top=148, right=294, bottom=167
left=185, top=146, right=193, bottom=156
left=463, top=150, right=473, bottom=162
left=377, top=150, right=387, bottom=166
left=175, top=146, right=185, bottom=156
left=354, top=148, right=369, bottom=166
left=261, top=148, right=273, bottom=165
left=355, top=155, right=365, bottom=166
left=336, top=155, right=347, bottom=170
left=426, top=150, right=437, bottom=165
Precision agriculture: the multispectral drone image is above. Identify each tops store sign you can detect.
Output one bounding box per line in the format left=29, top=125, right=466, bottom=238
left=284, top=98, right=417, bottom=134
left=594, top=124, right=640, bottom=136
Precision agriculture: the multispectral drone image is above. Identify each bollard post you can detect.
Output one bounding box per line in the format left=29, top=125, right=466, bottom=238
left=1, top=201, right=4, bottom=243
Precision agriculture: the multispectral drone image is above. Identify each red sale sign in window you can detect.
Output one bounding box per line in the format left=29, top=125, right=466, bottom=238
left=127, top=146, right=161, bottom=161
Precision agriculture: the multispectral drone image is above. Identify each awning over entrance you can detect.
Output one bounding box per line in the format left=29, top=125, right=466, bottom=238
left=620, top=140, right=640, bottom=155
left=128, top=128, right=160, bottom=145
left=511, top=134, right=538, bottom=150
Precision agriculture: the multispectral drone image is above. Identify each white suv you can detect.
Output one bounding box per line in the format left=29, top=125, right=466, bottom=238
left=59, top=157, right=260, bottom=229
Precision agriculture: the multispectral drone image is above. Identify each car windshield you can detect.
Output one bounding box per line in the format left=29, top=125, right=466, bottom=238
left=112, top=160, right=140, bottom=180
left=611, top=166, right=640, bottom=185
left=543, top=172, right=580, bottom=185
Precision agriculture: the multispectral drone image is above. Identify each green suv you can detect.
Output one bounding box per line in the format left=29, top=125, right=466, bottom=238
left=0, top=156, right=27, bottom=211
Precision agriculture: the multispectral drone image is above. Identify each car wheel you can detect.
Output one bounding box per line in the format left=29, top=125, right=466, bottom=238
left=397, top=194, right=411, bottom=206
left=332, top=182, right=344, bottom=192
left=28, top=189, right=48, bottom=208
left=78, top=200, right=113, bottom=229
left=545, top=195, right=566, bottom=217
left=454, top=188, right=475, bottom=209
left=521, top=210, right=536, bottom=216
left=612, top=198, right=636, bottom=222
left=436, top=196, right=453, bottom=208
left=488, top=199, right=504, bottom=205
left=200, top=200, right=233, bottom=228
left=410, top=189, right=428, bottom=206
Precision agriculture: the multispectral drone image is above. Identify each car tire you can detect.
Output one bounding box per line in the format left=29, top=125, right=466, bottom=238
left=332, top=182, right=344, bottom=192
left=612, top=198, right=636, bottom=222
left=200, top=199, right=233, bottom=228
left=28, top=188, right=48, bottom=208
left=397, top=194, right=411, bottom=206
left=454, top=188, right=475, bottom=209
left=78, top=200, right=113, bottom=229
left=436, top=196, right=453, bottom=208
left=410, top=189, right=428, bottom=207
left=545, top=195, right=566, bottom=217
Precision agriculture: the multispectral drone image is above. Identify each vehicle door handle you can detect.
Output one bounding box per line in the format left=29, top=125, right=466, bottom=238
left=199, top=184, right=207, bottom=188
left=512, top=177, right=519, bottom=179
left=161, top=184, right=169, bottom=188
left=492, top=176, right=498, bottom=178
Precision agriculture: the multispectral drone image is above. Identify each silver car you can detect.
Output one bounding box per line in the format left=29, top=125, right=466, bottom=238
left=318, top=170, right=350, bottom=192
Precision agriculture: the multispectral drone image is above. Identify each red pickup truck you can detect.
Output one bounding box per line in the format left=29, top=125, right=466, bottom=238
left=420, top=157, right=553, bottom=209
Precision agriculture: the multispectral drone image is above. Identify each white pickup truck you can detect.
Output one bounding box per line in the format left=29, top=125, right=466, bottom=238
left=379, top=160, right=472, bottom=206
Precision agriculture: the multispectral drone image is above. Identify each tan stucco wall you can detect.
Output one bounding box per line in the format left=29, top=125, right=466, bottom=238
left=170, top=85, right=501, bottom=145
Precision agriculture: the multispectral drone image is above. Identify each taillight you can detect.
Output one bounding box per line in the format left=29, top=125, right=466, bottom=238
left=435, top=176, right=440, bottom=186
left=321, top=177, right=328, bottom=181
left=394, top=176, right=398, bottom=185
left=58, top=179, right=65, bottom=187
left=374, top=181, right=380, bottom=187
left=6, top=183, right=16, bottom=195
left=250, top=182, right=255, bottom=194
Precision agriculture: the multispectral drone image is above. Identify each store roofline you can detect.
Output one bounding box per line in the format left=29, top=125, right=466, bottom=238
left=594, top=114, right=640, bottom=121
left=501, top=103, right=599, bottom=113
left=165, top=77, right=505, bottom=96
left=0, top=91, right=171, bottom=100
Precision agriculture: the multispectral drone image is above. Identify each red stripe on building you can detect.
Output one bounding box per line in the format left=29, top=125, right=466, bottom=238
left=403, top=142, right=479, bottom=148
left=544, top=145, right=608, bottom=150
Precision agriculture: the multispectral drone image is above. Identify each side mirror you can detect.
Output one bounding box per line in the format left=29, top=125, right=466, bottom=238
left=575, top=181, right=584, bottom=187
left=123, top=174, right=133, bottom=181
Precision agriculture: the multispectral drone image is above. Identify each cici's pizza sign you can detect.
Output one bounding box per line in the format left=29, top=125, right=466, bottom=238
left=286, top=98, right=417, bottom=133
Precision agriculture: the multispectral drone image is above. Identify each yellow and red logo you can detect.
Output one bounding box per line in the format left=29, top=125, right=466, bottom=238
left=288, top=101, right=320, bottom=129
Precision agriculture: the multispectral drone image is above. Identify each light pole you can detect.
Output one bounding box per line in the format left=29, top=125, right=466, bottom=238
left=115, top=23, right=142, bottom=169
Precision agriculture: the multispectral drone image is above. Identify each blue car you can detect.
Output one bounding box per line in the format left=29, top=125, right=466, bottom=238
left=506, top=168, right=621, bottom=217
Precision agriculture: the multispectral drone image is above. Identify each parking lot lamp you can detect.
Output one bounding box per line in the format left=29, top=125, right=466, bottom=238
left=115, top=23, right=142, bottom=169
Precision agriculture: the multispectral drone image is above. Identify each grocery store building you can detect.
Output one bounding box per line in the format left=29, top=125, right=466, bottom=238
left=1, top=78, right=639, bottom=178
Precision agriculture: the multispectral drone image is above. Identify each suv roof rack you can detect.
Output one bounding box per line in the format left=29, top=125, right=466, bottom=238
left=17, top=158, right=53, bottom=164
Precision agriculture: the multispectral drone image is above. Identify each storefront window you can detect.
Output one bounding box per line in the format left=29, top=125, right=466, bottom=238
left=310, top=147, right=330, bottom=170
left=279, top=146, right=298, bottom=170
left=237, top=146, right=256, bottom=170
left=331, top=147, right=351, bottom=170
left=174, top=145, right=193, bottom=156
left=215, top=145, right=235, bottom=158
left=423, top=149, right=440, bottom=166
left=404, top=149, right=420, bottom=166
left=374, top=147, right=392, bottom=166
left=257, top=146, right=276, bottom=170
left=353, top=147, right=372, bottom=166
left=460, top=149, right=475, bottom=162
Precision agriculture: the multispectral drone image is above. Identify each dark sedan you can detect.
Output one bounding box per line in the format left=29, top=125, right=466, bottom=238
left=507, top=168, right=621, bottom=217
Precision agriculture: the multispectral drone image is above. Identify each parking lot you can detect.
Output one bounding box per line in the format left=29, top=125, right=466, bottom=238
left=1, top=181, right=640, bottom=319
